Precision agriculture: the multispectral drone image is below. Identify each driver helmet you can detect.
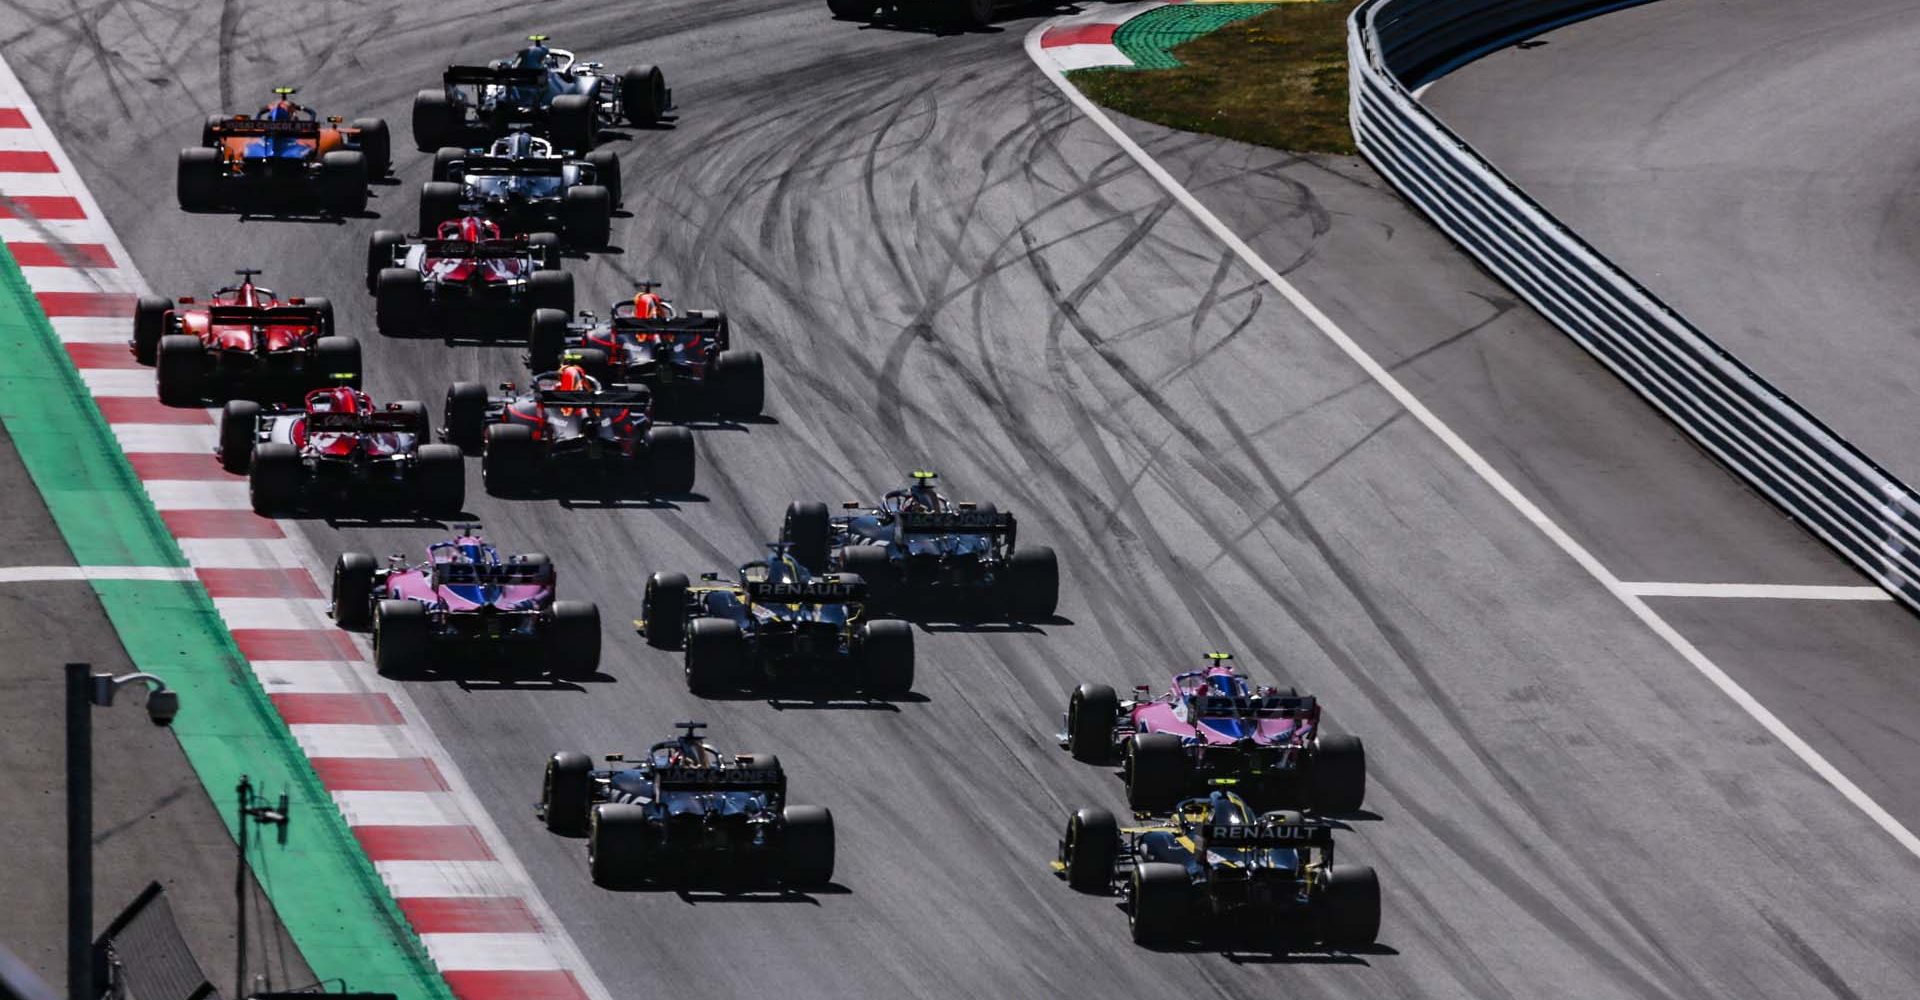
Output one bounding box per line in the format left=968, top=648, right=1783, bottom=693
left=442, top=216, right=500, bottom=243
left=903, top=472, right=943, bottom=512
left=259, top=86, right=302, bottom=121
left=633, top=290, right=670, bottom=320
left=306, top=386, right=366, bottom=414
left=502, top=131, right=538, bottom=159
left=555, top=364, right=597, bottom=393
left=517, top=38, right=551, bottom=70
left=1205, top=672, right=1246, bottom=699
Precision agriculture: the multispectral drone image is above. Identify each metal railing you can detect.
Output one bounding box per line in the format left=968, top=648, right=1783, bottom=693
left=1348, top=0, right=1920, bottom=610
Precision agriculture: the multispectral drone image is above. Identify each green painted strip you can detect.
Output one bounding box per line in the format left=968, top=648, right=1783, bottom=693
left=1116, top=3, right=1281, bottom=70
left=0, top=249, right=452, bottom=1000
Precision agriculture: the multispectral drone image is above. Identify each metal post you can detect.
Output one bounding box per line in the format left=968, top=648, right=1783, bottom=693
left=234, top=775, right=249, bottom=1000
left=65, top=662, right=91, bottom=1000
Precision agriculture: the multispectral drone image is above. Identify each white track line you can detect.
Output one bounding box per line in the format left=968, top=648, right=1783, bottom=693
left=1625, top=582, right=1895, bottom=601
left=1025, top=20, right=1920, bottom=860
left=0, top=565, right=198, bottom=583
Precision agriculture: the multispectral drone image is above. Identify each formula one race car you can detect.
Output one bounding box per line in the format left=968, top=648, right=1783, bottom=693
left=527, top=284, right=763, bottom=418
left=638, top=543, right=914, bottom=696
left=441, top=367, right=696, bottom=497
left=780, top=471, right=1057, bottom=619
left=827, top=0, right=1011, bottom=28
left=367, top=217, right=573, bottom=338
left=1056, top=791, right=1380, bottom=950
left=421, top=132, right=617, bottom=248
left=539, top=721, right=833, bottom=889
left=1061, top=653, right=1365, bottom=814
left=131, top=269, right=358, bottom=407
left=217, top=387, right=465, bottom=516
left=331, top=525, right=600, bottom=679
left=179, top=87, right=385, bottom=215
left=411, top=35, right=671, bottom=153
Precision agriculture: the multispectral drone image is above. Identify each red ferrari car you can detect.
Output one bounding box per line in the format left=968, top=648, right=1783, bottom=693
left=132, top=268, right=360, bottom=407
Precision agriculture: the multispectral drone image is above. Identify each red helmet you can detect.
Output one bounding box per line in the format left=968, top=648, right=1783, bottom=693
left=306, top=386, right=368, bottom=414
left=632, top=291, right=669, bottom=320
left=555, top=365, right=594, bottom=392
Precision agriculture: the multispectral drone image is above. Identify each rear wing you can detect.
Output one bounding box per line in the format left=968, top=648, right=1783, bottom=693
left=896, top=510, right=1014, bottom=535
left=205, top=304, right=327, bottom=326
left=421, top=239, right=534, bottom=259
left=444, top=65, right=547, bottom=86
left=612, top=315, right=725, bottom=338
left=434, top=563, right=550, bottom=584
left=653, top=765, right=785, bottom=793
left=305, top=411, right=417, bottom=434
left=1205, top=819, right=1335, bottom=849
left=209, top=118, right=321, bottom=138
left=452, top=155, right=567, bottom=176
left=1191, top=693, right=1318, bottom=719
left=744, top=578, right=867, bottom=604
left=534, top=387, right=651, bottom=408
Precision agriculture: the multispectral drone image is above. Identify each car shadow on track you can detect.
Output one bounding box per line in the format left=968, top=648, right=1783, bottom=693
left=912, top=614, right=1073, bottom=635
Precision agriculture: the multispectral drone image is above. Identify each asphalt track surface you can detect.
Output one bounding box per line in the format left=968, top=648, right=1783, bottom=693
left=4, top=1, right=1920, bottom=997
left=1422, top=0, right=1920, bottom=487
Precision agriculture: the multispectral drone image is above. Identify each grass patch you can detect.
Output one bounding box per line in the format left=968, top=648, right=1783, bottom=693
left=1070, top=1, right=1360, bottom=155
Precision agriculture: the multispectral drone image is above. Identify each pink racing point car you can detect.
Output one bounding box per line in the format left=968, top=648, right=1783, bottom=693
left=1061, top=653, right=1366, bottom=815
left=330, top=524, right=600, bottom=679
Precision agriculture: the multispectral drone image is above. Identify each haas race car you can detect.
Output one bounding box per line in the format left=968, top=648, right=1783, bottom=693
left=132, top=269, right=358, bottom=407
left=1061, top=652, right=1365, bottom=814
left=218, top=387, right=465, bottom=516
left=539, top=721, right=834, bottom=889
left=442, top=367, right=696, bottom=497
left=1056, top=791, right=1380, bottom=951
left=368, top=217, right=573, bottom=338
left=179, top=87, right=385, bottom=215
left=423, top=131, right=617, bottom=249
left=639, top=543, right=914, bottom=697
left=331, top=525, right=600, bottom=679
left=780, top=471, right=1057, bottom=619
left=528, top=284, right=763, bottom=418
left=412, top=35, right=670, bottom=153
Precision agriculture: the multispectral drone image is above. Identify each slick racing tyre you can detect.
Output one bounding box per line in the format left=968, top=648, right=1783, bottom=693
left=528, top=308, right=571, bottom=374
left=132, top=295, right=172, bottom=366
left=828, top=0, right=874, bottom=19
left=312, top=336, right=362, bottom=392
left=547, top=601, right=602, bottom=680
left=1067, top=683, right=1119, bottom=763
left=319, top=151, right=369, bottom=216
left=550, top=94, right=596, bottom=154
left=1307, top=733, right=1367, bottom=815
left=442, top=381, right=489, bottom=452
left=350, top=118, right=391, bottom=177
left=684, top=618, right=745, bottom=695
left=641, top=572, right=689, bottom=649
left=1064, top=807, right=1118, bottom=893
left=414, top=444, right=466, bottom=516
left=621, top=65, right=666, bottom=125
left=375, top=268, right=428, bottom=338
left=482, top=423, right=538, bottom=497
left=857, top=619, right=914, bottom=697
left=715, top=350, right=765, bottom=419
left=411, top=89, right=457, bottom=152
left=218, top=400, right=260, bottom=475
left=1319, top=865, right=1382, bottom=951
left=1126, top=732, right=1189, bottom=813
left=542, top=751, right=594, bottom=836
left=431, top=146, right=466, bottom=184
left=391, top=400, right=433, bottom=442
left=528, top=270, right=575, bottom=318
left=585, top=148, right=621, bottom=207
left=589, top=804, right=651, bottom=887
left=782, top=501, right=831, bottom=573
left=365, top=230, right=404, bottom=294
left=155, top=334, right=204, bottom=408
left=176, top=147, right=221, bottom=211
left=330, top=552, right=378, bottom=631
left=838, top=545, right=896, bottom=609
left=1006, top=544, right=1059, bottom=620
left=1129, top=863, right=1187, bottom=946
left=418, top=181, right=462, bottom=234
left=561, top=185, right=612, bottom=249
left=780, top=805, right=835, bottom=887
left=642, top=426, right=696, bottom=496
left=248, top=443, right=303, bottom=515
left=373, top=599, right=430, bottom=678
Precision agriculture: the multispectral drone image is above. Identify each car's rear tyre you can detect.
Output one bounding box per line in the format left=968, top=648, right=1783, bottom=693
left=218, top=400, right=260, bottom=474
left=304, top=297, right=337, bottom=340
left=621, top=66, right=666, bottom=124
left=584, top=148, right=621, bottom=207
left=443, top=381, right=489, bottom=452
left=528, top=308, right=571, bottom=373
left=418, top=181, right=462, bottom=234
left=349, top=118, right=391, bottom=177
left=589, top=804, right=650, bottom=887
left=838, top=545, right=896, bottom=610
left=561, top=185, right=612, bottom=249
left=331, top=552, right=377, bottom=631
left=715, top=349, right=764, bottom=418
left=1006, top=544, right=1058, bottom=620
left=132, top=295, right=172, bottom=365
left=249, top=442, right=303, bottom=515
left=1067, top=683, right=1119, bottom=763
left=430, top=145, right=466, bottom=184
left=1129, top=862, right=1187, bottom=946
left=1319, top=865, right=1382, bottom=951
left=547, top=600, right=601, bottom=679
left=642, top=425, right=696, bottom=496
left=1064, top=806, right=1118, bottom=892
left=528, top=270, right=575, bottom=319
left=365, top=230, right=404, bottom=294
left=827, top=0, right=873, bottom=19
left=176, top=147, right=220, bottom=212
left=390, top=400, right=432, bottom=442
left=857, top=619, right=914, bottom=696
left=155, top=334, right=203, bottom=408
left=482, top=422, right=538, bottom=496
left=319, top=151, right=368, bottom=215
left=312, top=336, right=361, bottom=391
left=782, top=501, right=832, bottom=573
left=411, top=89, right=456, bottom=152
left=375, top=268, right=428, bottom=338
left=414, top=443, right=466, bottom=515
left=550, top=94, right=596, bottom=154
left=1307, top=733, right=1367, bottom=815
left=780, top=804, right=835, bottom=887
left=641, top=571, right=689, bottom=649
left=200, top=114, right=227, bottom=147
left=684, top=618, right=745, bottom=695
left=542, top=750, right=594, bottom=836
left=1126, top=732, right=1188, bottom=813
left=373, top=598, right=430, bottom=677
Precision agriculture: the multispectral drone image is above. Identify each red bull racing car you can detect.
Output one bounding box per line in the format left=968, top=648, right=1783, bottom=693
left=527, top=283, right=763, bottom=418
left=178, top=87, right=385, bottom=215
left=131, top=269, right=358, bottom=407
left=368, top=216, right=573, bottom=338
left=219, top=387, right=465, bottom=516
left=441, top=366, right=696, bottom=497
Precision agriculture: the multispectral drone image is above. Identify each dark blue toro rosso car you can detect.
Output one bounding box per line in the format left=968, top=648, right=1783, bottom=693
left=537, top=721, right=834, bottom=888
left=178, top=87, right=388, bottom=215
left=779, top=471, right=1059, bottom=620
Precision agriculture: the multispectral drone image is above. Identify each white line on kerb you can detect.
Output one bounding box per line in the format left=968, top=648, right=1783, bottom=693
left=0, top=565, right=197, bottom=583
left=1023, top=21, right=1920, bottom=860
left=1625, top=582, right=1895, bottom=601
